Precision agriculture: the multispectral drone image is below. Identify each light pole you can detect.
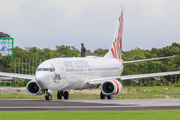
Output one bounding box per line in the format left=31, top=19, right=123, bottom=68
left=131, top=55, right=135, bottom=86
left=132, top=55, right=135, bottom=71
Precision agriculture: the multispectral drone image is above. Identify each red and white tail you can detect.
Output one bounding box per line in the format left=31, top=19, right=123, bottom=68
left=104, top=6, right=124, bottom=59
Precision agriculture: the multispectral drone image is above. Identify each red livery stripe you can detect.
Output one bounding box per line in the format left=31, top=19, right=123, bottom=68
left=111, top=11, right=123, bottom=59
left=110, top=79, right=119, bottom=94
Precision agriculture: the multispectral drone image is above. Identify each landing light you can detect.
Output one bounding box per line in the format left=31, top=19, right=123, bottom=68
left=88, top=79, right=93, bottom=82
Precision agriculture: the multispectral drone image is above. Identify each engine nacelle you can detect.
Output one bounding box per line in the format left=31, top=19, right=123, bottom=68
left=101, top=79, right=122, bottom=96
left=26, top=80, right=44, bottom=95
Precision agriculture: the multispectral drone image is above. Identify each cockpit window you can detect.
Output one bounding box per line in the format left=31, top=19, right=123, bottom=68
left=37, top=68, right=55, bottom=72
left=43, top=68, right=50, bottom=71
left=37, top=68, right=42, bottom=71
left=50, top=68, right=55, bottom=72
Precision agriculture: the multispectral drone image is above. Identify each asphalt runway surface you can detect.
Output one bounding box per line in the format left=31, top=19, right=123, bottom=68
left=1, top=99, right=180, bottom=111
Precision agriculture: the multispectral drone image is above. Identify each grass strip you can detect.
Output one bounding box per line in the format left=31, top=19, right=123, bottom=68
left=1, top=86, right=180, bottom=99
left=0, top=111, right=180, bottom=120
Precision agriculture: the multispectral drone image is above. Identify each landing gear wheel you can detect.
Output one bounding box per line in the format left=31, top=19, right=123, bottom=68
left=107, top=95, right=111, bottom=99
left=64, top=91, right=69, bottom=99
left=100, top=92, right=105, bottom=99
left=57, top=91, right=62, bottom=99
left=45, top=94, right=52, bottom=100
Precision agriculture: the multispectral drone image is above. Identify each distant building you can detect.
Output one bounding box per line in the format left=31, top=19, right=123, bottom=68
left=0, top=77, right=14, bottom=86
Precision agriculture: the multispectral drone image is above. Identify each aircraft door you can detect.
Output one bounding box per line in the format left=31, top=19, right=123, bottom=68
left=58, top=63, right=66, bottom=79
left=50, top=68, right=55, bottom=81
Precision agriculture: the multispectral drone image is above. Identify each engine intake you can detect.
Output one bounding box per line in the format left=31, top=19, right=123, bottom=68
left=26, top=80, right=44, bottom=95
left=101, top=79, right=122, bottom=96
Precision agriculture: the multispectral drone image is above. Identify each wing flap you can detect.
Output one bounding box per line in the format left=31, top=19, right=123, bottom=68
left=88, top=71, right=180, bottom=84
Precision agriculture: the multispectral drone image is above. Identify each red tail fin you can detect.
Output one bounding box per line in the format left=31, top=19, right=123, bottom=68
left=104, top=6, right=124, bottom=59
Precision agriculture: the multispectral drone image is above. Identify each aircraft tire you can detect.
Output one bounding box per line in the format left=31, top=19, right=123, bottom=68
left=64, top=91, right=69, bottom=99
left=57, top=91, right=62, bottom=99
left=45, top=95, right=48, bottom=100
left=107, top=95, right=111, bottom=99
left=100, top=92, right=105, bottom=99
left=48, top=94, right=52, bottom=100
left=45, top=94, right=52, bottom=100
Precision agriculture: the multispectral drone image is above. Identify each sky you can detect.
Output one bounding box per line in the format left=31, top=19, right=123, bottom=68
left=0, top=0, right=180, bottom=51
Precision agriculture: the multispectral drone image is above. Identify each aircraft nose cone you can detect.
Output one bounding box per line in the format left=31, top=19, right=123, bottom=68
left=35, top=72, right=48, bottom=87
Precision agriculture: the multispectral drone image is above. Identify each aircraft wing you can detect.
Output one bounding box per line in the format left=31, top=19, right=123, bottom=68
left=0, top=72, right=35, bottom=80
left=87, top=71, right=180, bottom=84
left=123, top=56, right=175, bottom=64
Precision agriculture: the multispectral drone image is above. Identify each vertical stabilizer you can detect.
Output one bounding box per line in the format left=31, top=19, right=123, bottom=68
left=104, top=6, right=124, bottom=59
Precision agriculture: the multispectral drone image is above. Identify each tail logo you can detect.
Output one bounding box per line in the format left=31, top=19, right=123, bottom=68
left=111, top=12, right=123, bottom=59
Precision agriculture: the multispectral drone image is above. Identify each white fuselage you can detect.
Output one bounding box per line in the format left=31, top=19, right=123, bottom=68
left=35, top=56, right=123, bottom=91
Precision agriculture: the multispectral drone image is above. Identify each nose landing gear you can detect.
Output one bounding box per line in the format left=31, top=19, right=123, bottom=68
left=45, top=94, right=52, bottom=100
left=57, top=90, right=69, bottom=100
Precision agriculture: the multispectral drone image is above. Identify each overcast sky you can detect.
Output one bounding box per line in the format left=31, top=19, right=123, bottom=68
left=0, top=0, right=180, bottom=51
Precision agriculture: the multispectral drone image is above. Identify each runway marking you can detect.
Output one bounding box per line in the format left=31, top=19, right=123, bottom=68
left=0, top=106, right=136, bottom=109
left=1, top=105, right=180, bottom=109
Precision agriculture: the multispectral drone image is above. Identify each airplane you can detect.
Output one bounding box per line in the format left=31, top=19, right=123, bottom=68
left=0, top=6, right=180, bottom=100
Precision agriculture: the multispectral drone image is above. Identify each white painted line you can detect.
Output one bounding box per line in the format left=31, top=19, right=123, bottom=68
left=0, top=105, right=179, bottom=109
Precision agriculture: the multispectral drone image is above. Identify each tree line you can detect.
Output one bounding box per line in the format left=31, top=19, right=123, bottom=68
left=0, top=42, right=180, bottom=86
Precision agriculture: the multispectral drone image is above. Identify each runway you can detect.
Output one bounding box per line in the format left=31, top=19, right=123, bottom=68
left=1, top=99, right=180, bottom=111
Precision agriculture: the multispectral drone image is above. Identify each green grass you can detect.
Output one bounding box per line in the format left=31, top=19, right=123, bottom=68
left=114, top=86, right=180, bottom=99
left=1, top=86, right=180, bottom=99
left=0, top=111, right=180, bottom=120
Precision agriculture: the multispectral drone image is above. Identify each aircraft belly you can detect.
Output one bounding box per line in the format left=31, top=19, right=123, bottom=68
left=49, top=78, right=85, bottom=91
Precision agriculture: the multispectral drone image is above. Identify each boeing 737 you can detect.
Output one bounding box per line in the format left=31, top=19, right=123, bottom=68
left=0, top=7, right=180, bottom=100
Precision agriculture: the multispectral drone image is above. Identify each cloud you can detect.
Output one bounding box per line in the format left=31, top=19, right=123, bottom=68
left=47, top=0, right=95, bottom=18
left=0, top=0, right=180, bottom=51
left=0, top=0, right=24, bottom=16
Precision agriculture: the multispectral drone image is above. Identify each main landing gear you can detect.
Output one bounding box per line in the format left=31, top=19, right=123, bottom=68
left=57, top=90, right=69, bottom=100
left=44, top=89, right=53, bottom=100
left=100, top=92, right=112, bottom=99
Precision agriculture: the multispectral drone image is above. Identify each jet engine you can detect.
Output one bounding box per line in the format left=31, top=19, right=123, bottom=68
left=101, top=79, right=122, bottom=96
left=26, top=80, right=44, bottom=95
